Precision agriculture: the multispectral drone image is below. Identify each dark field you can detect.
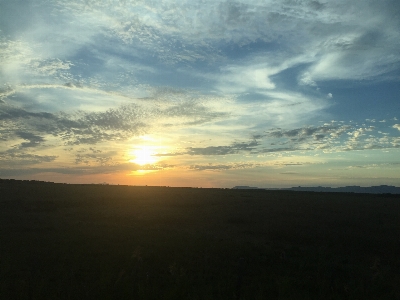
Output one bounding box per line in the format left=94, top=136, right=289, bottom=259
left=1, top=182, right=400, bottom=299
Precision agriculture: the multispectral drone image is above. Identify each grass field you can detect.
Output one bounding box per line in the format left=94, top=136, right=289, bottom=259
left=1, top=182, right=400, bottom=299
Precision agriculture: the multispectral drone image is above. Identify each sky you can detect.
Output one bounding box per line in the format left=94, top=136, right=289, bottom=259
left=0, top=0, right=399, bottom=188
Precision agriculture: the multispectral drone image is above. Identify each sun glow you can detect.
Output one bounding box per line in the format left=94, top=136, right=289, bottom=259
left=129, top=146, right=158, bottom=165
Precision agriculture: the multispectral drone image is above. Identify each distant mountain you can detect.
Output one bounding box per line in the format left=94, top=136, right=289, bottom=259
left=284, top=185, right=400, bottom=194
left=233, top=185, right=400, bottom=194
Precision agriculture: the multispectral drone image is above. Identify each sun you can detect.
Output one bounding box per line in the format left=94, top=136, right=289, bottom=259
left=130, top=146, right=158, bottom=165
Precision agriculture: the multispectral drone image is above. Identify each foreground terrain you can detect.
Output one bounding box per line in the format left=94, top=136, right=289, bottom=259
left=1, top=181, right=400, bottom=299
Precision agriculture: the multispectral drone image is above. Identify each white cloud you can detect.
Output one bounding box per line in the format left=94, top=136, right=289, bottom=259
left=299, top=72, right=317, bottom=87
left=218, top=64, right=277, bottom=92
left=28, top=59, right=73, bottom=76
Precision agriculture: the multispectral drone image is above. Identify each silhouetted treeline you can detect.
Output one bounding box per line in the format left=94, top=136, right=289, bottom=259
left=0, top=178, right=56, bottom=185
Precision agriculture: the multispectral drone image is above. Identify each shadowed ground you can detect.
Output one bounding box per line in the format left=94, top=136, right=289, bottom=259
left=1, top=182, right=400, bottom=299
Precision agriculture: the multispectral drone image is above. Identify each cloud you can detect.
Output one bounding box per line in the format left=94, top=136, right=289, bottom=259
left=0, top=85, right=15, bottom=101
left=0, top=151, right=57, bottom=166
left=186, top=140, right=259, bottom=156
left=393, top=124, right=400, bottom=131
left=161, top=100, right=228, bottom=126
left=0, top=87, right=229, bottom=147
left=74, top=149, right=117, bottom=166
left=266, top=124, right=345, bottom=141
left=187, top=159, right=318, bottom=172
left=157, top=120, right=400, bottom=159
left=188, top=162, right=257, bottom=171
left=0, top=103, right=146, bottom=146
left=302, top=28, right=400, bottom=83
left=260, top=147, right=304, bottom=153
left=189, top=163, right=253, bottom=171
left=28, top=58, right=73, bottom=76
left=260, top=122, right=400, bottom=153
left=0, top=161, right=172, bottom=177
left=299, top=72, right=318, bottom=87
left=0, top=105, right=55, bottom=121
left=16, top=131, right=45, bottom=148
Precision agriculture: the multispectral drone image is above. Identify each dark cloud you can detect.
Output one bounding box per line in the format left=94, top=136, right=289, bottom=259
left=16, top=131, right=45, bottom=148
left=63, top=82, right=83, bottom=88
left=260, top=147, right=299, bottom=153
left=159, top=122, right=400, bottom=159
left=187, top=145, right=237, bottom=156
left=153, top=152, right=184, bottom=157
left=232, top=140, right=259, bottom=150
left=344, top=144, right=400, bottom=151
left=0, top=105, right=56, bottom=121
left=190, top=164, right=233, bottom=171
left=0, top=99, right=226, bottom=147
left=252, top=134, right=264, bottom=139
left=186, top=140, right=259, bottom=156
left=79, top=104, right=146, bottom=132
left=155, top=139, right=260, bottom=157
left=284, top=129, right=301, bottom=137
left=189, top=163, right=254, bottom=171
left=268, top=125, right=333, bottom=139
left=0, top=162, right=169, bottom=177
left=0, top=151, right=57, bottom=166
left=269, top=131, right=283, bottom=138
left=54, top=105, right=150, bottom=145
left=189, top=161, right=310, bottom=171
left=74, top=150, right=117, bottom=165
left=162, top=101, right=228, bottom=125
left=309, top=1, right=325, bottom=11
left=265, top=124, right=352, bottom=147
left=302, top=127, right=319, bottom=136
left=0, top=103, right=147, bottom=146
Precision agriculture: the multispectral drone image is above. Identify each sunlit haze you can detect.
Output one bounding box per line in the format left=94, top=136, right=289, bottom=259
left=0, top=0, right=399, bottom=188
